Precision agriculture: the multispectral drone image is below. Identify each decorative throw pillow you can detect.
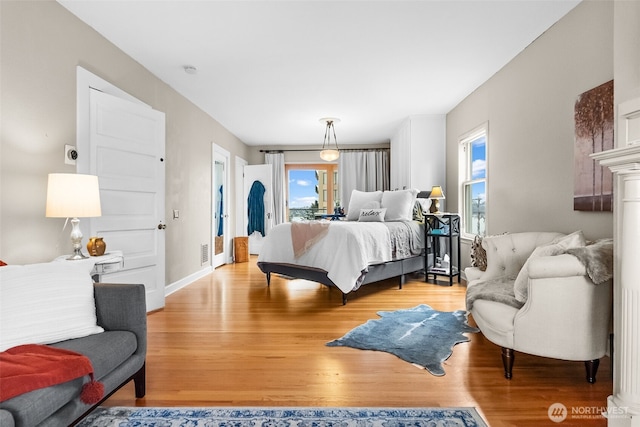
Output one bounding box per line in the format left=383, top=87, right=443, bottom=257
left=359, top=208, right=387, bottom=222
left=513, top=230, right=586, bottom=303
left=0, top=261, right=104, bottom=352
left=412, top=200, right=424, bottom=222
left=346, top=190, right=383, bottom=221
left=381, top=189, right=419, bottom=221
left=415, top=198, right=430, bottom=214
left=470, top=235, right=487, bottom=271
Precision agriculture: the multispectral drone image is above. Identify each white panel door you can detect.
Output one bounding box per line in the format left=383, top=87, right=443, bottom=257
left=88, top=88, right=166, bottom=312
left=244, top=164, right=273, bottom=255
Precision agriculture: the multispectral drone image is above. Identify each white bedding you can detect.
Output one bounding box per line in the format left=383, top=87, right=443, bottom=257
left=257, top=220, right=424, bottom=294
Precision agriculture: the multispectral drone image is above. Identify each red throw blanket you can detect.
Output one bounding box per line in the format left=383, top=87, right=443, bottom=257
left=0, top=344, right=104, bottom=404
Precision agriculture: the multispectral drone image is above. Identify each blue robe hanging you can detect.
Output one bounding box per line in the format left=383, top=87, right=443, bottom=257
left=247, top=180, right=266, bottom=236
left=217, top=185, right=224, bottom=237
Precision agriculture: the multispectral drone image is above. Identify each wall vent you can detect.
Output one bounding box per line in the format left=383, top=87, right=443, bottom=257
left=201, top=243, right=209, bottom=265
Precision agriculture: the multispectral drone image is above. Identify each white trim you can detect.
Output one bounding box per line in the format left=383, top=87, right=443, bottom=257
left=458, top=123, right=488, bottom=146
left=213, top=143, right=232, bottom=266
left=618, top=97, right=640, bottom=147
left=165, top=266, right=213, bottom=297
left=76, top=66, right=148, bottom=174
left=458, top=122, right=488, bottom=240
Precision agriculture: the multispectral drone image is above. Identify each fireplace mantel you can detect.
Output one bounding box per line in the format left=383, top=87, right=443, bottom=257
left=592, top=143, right=640, bottom=427
left=592, top=144, right=640, bottom=172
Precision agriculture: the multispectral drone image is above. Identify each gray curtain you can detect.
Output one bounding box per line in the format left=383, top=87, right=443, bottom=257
left=265, top=152, right=286, bottom=225
left=338, top=150, right=390, bottom=210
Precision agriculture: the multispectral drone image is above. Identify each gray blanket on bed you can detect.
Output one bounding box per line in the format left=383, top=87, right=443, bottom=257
left=465, top=276, right=523, bottom=312
left=385, top=221, right=424, bottom=259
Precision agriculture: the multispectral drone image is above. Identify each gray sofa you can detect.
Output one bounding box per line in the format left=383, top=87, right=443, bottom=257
left=0, top=283, right=147, bottom=427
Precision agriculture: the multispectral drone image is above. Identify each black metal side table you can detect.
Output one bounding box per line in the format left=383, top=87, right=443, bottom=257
left=424, top=213, right=461, bottom=286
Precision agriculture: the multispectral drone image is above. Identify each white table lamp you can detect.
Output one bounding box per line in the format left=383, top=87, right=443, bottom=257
left=46, top=173, right=102, bottom=260
left=429, top=185, right=445, bottom=214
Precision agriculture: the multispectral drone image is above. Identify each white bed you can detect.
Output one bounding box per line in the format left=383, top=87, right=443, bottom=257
left=257, top=188, right=429, bottom=304
left=256, top=219, right=425, bottom=304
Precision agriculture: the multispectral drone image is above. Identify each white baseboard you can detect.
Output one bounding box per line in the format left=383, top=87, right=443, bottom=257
left=165, top=266, right=213, bottom=297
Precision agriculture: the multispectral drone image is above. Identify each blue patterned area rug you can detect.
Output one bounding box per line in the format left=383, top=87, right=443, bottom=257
left=78, top=406, right=488, bottom=427
left=327, top=304, right=479, bottom=376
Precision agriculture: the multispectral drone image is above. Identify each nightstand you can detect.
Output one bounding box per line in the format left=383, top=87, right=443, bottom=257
left=424, top=214, right=461, bottom=286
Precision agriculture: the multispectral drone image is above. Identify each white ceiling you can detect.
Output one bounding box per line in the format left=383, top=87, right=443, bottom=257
left=58, top=0, right=580, bottom=147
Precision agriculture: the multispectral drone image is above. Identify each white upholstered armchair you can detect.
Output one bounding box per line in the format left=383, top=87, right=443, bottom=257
left=465, top=232, right=613, bottom=383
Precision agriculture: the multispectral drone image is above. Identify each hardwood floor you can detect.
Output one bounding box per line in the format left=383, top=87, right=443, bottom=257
left=104, top=257, right=612, bottom=426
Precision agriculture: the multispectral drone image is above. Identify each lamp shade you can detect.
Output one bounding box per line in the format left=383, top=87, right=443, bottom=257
left=46, top=173, right=102, bottom=218
left=320, top=149, right=340, bottom=162
left=429, top=185, right=445, bottom=199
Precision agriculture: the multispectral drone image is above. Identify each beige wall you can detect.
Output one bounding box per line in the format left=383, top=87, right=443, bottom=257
left=613, top=0, right=640, bottom=113
left=446, top=0, right=617, bottom=268
left=0, top=0, right=252, bottom=285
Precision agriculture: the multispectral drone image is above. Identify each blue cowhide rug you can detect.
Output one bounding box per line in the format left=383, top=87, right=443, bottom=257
left=327, top=304, right=479, bottom=376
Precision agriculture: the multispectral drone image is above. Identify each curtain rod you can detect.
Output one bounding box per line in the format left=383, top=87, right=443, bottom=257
left=259, top=148, right=389, bottom=153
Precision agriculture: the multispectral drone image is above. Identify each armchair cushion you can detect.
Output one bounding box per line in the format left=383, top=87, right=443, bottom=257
left=481, top=232, right=564, bottom=281
left=464, top=266, right=484, bottom=284
left=469, top=299, right=520, bottom=349
left=513, top=231, right=586, bottom=302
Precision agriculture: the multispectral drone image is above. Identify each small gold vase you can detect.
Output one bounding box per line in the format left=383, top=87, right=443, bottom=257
left=87, top=237, right=106, bottom=257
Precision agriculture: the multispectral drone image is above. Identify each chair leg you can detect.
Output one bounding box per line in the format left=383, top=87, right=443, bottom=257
left=133, top=363, right=146, bottom=398
left=501, top=347, right=514, bottom=379
left=585, top=359, right=600, bottom=384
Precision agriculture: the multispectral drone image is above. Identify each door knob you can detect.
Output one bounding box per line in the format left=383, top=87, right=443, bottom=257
left=158, top=223, right=166, bottom=230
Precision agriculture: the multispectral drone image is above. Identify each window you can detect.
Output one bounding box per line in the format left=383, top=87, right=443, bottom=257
left=459, top=125, right=487, bottom=238
left=285, top=164, right=338, bottom=221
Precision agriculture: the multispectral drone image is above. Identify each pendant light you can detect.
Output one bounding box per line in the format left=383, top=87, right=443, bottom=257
left=319, top=118, right=340, bottom=161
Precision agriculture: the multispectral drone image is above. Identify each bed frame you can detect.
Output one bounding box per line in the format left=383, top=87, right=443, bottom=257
left=257, top=253, right=428, bottom=305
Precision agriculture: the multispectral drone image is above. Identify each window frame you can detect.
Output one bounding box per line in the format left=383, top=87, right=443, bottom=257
left=285, top=163, right=338, bottom=221
left=458, top=123, right=488, bottom=240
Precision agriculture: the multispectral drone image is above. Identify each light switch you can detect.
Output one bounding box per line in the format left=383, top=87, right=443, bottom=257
left=173, top=209, right=180, bottom=219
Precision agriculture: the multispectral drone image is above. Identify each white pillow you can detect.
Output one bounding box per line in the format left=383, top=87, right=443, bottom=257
left=359, top=208, right=387, bottom=222
left=346, top=190, right=383, bottom=221
left=513, top=231, right=586, bottom=303
left=360, top=200, right=381, bottom=210
left=0, top=261, right=104, bottom=352
left=381, top=189, right=419, bottom=221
